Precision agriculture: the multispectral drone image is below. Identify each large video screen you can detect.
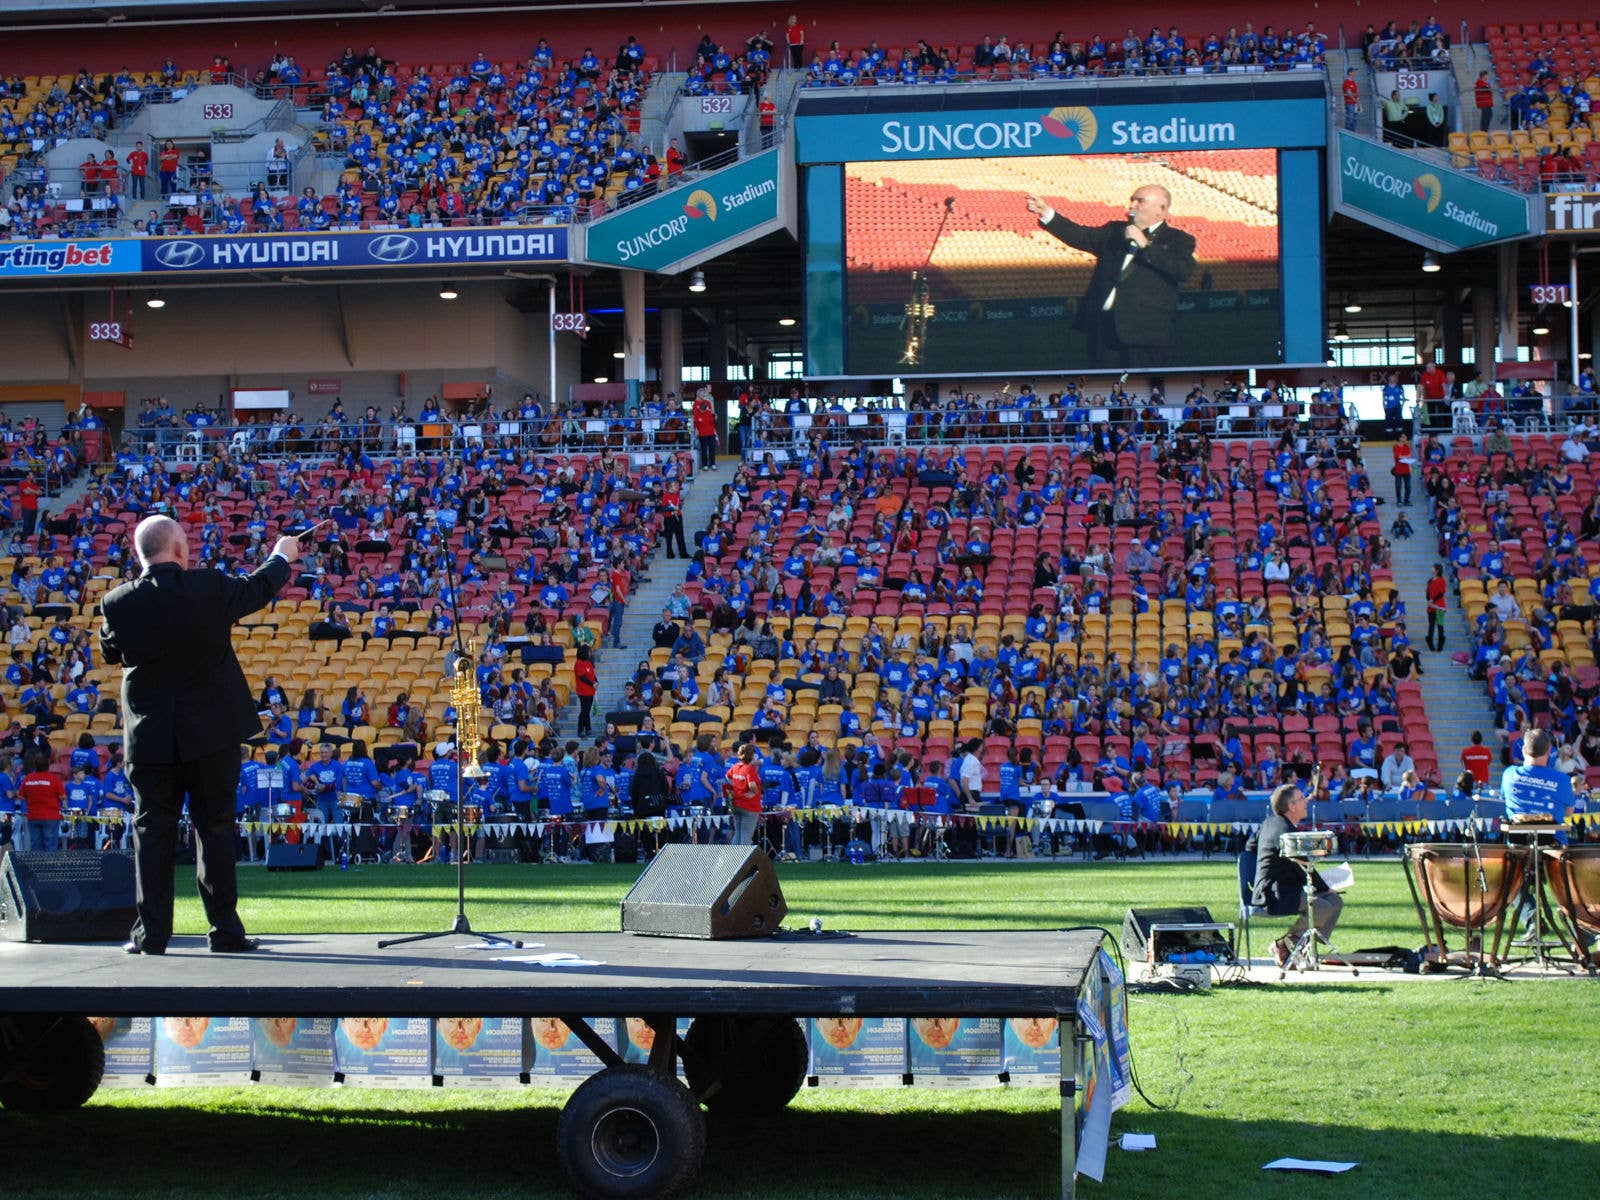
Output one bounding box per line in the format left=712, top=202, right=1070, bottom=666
left=842, top=149, right=1282, bottom=376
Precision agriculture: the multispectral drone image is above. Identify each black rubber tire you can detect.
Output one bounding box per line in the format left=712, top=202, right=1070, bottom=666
left=0, top=1016, right=106, bottom=1112
left=557, top=1065, right=705, bottom=1200
left=682, top=1016, right=808, bottom=1116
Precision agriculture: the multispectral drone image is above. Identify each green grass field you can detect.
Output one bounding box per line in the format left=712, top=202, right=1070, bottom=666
left=6, top=859, right=1598, bottom=1199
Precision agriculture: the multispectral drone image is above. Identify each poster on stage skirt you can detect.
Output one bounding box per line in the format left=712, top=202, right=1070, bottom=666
left=89, top=1016, right=154, bottom=1087
left=434, top=1016, right=529, bottom=1087
left=155, top=1016, right=253, bottom=1086
left=251, top=1018, right=336, bottom=1087
left=807, top=1016, right=908, bottom=1087
left=907, top=1016, right=1003, bottom=1086
left=334, top=1016, right=434, bottom=1086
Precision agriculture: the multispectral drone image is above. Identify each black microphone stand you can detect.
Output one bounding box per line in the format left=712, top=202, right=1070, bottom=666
left=380, top=469, right=522, bottom=950
left=1461, top=786, right=1495, bottom=978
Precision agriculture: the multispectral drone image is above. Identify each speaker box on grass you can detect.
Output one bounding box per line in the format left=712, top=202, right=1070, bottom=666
left=0, top=851, right=137, bottom=942
left=265, top=842, right=322, bottom=872
left=621, top=844, right=787, bottom=939
left=1121, top=905, right=1234, bottom=965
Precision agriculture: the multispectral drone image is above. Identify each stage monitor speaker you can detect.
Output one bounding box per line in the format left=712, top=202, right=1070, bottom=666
left=0, top=851, right=137, bottom=943
left=621, top=844, right=786, bottom=939
left=265, top=843, right=323, bottom=872
left=1121, top=905, right=1233, bottom=965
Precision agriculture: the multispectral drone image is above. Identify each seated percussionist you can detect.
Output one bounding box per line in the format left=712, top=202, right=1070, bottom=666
left=1246, top=767, right=1342, bottom=967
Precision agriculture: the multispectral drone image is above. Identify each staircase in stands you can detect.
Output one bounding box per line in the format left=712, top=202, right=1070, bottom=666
left=573, top=460, right=724, bottom=728
left=1380, top=445, right=1500, bottom=787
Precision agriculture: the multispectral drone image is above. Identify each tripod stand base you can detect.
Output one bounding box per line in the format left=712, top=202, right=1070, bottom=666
left=378, top=916, right=524, bottom=950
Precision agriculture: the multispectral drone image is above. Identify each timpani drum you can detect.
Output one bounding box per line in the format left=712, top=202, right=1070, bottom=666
left=462, top=804, right=483, bottom=824
left=391, top=806, right=412, bottom=822
left=1543, top=846, right=1600, bottom=966
left=1404, top=843, right=1527, bottom=969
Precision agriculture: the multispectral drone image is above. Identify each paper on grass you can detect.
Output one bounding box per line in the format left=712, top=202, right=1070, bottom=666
left=1120, top=1133, right=1157, bottom=1151
left=1319, top=862, right=1355, bottom=893
left=1264, top=1159, right=1358, bottom=1174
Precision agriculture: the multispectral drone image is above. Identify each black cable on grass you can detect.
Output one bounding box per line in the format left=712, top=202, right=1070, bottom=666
left=1060, top=927, right=1194, bottom=1112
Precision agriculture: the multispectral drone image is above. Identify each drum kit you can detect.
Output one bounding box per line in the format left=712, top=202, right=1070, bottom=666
left=1404, top=815, right=1600, bottom=975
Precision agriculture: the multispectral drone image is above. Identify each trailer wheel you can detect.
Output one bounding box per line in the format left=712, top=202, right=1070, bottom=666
left=682, top=1016, right=808, bottom=1116
left=557, top=1065, right=705, bottom=1199
left=0, top=1016, right=105, bottom=1112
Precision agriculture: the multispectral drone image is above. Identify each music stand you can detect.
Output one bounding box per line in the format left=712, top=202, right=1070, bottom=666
left=899, top=788, right=946, bottom=860
left=1280, top=847, right=1351, bottom=975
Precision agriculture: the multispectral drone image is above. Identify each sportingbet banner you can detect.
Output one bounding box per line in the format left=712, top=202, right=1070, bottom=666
left=1331, top=129, right=1539, bottom=250
left=142, top=226, right=568, bottom=274
left=795, top=87, right=1327, bottom=164
left=0, top=239, right=141, bottom=278
left=582, top=149, right=782, bottom=273
left=808, top=1016, right=909, bottom=1086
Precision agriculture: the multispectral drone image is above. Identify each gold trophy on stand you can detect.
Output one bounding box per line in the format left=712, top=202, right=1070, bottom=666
left=379, top=638, right=523, bottom=949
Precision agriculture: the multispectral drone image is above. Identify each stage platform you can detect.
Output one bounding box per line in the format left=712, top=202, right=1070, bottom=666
left=0, top=929, right=1100, bottom=1018
left=1, top=929, right=1104, bottom=1199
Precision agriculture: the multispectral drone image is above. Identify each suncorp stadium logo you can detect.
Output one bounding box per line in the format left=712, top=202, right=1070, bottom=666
left=369, top=233, right=420, bottom=262
left=683, top=189, right=718, bottom=221
left=1041, top=107, right=1098, bottom=150
left=153, top=240, right=206, bottom=269
left=1413, top=174, right=1443, bottom=212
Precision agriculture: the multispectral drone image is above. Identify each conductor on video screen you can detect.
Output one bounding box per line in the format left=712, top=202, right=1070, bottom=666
left=1026, top=185, right=1197, bottom=369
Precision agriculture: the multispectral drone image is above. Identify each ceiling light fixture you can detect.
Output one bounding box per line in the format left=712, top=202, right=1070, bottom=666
left=593, top=375, right=609, bottom=383
left=1421, top=252, right=1440, bottom=273
left=778, top=316, right=797, bottom=326
left=145, top=292, right=165, bottom=309
left=1332, top=321, right=1350, bottom=342
left=438, top=282, right=459, bottom=300
left=612, top=350, right=626, bottom=359
left=1343, top=298, right=1362, bottom=314
left=688, top=270, right=706, bottom=293
left=1531, top=321, right=1550, bottom=336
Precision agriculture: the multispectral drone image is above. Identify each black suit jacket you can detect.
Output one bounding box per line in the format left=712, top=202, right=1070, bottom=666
left=1247, top=813, right=1328, bottom=914
left=99, top=555, right=292, bottom=766
left=1040, top=213, right=1197, bottom=349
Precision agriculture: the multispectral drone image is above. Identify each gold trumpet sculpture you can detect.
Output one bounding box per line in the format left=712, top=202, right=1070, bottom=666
left=451, top=639, right=487, bottom=780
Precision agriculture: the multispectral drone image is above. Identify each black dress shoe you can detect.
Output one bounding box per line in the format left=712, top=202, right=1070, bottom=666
left=123, top=940, right=165, bottom=955
left=208, top=937, right=261, bottom=954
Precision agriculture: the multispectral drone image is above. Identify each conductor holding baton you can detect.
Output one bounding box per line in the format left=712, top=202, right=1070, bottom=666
left=1026, top=185, right=1197, bottom=369
left=100, top=515, right=300, bottom=954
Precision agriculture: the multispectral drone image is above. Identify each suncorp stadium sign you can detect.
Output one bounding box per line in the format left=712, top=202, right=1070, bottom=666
left=583, top=149, right=783, bottom=273
left=796, top=96, right=1327, bottom=163
left=142, top=227, right=568, bottom=272
left=1331, top=129, right=1536, bottom=250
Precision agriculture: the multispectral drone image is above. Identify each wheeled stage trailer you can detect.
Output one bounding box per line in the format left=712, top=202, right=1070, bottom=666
left=0, top=928, right=1103, bottom=1199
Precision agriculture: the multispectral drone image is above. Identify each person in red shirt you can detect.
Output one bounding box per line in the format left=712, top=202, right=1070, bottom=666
left=98, top=150, right=120, bottom=197
left=20, top=751, right=65, bottom=852
left=785, top=14, right=806, bottom=69
left=79, top=153, right=100, bottom=196
left=692, top=390, right=719, bottom=471
left=1391, top=435, right=1413, bottom=506
left=1342, top=67, right=1360, bottom=130
left=573, top=645, right=596, bottom=736
left=665, top=138, right=685, bottom=176
left=126, top=140, right=149, bottom=200
left=1474, top=70, right=1494, bottom=132
left=724, top=741, right=764, bottom=848
left=1425, top=562, right=1448, bottom=651
left=759, top=95, right=776, bottom=149
left=18, top=472, right=41, bottom=537
left=607, top=563, right=630, bottom=649
left=1461, top=732, right=1493, bottom=787
left=157, top=139, right=180, bottom=197
left=660, top=482, right=688, bottom=558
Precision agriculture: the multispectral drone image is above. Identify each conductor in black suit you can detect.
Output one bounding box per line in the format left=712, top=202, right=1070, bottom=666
left=99, top=515, right=300, bottom=955
left=1026, top=185, right=1197, bottom=369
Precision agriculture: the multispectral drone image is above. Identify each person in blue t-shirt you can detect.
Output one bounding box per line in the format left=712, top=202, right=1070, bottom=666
left=1501, top=727, right=1584, bottom=942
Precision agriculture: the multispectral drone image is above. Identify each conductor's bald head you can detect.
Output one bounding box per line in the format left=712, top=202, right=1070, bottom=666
left=1129, top=185, right=1171, bottom=229
left=134, top=515, right=189, bottom=570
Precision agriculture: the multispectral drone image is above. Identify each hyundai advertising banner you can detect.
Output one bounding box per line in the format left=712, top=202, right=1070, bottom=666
left=1331, top=128, right=1540, bottom=250
left=142, top=227, right=568, bottom=273
left=582, top=149, right=783, bottom=273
